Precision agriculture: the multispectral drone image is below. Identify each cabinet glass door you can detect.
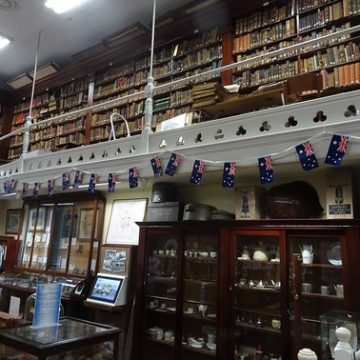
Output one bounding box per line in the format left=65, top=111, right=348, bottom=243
left=181, top=231, right=219, bottom=360
left=48, top=204, right=74, bottom=273
left=232, top=231, right=283, bottom=359
left=142, top=232, right=178, bottom=360
left=287, top=233, right=345, bottom=356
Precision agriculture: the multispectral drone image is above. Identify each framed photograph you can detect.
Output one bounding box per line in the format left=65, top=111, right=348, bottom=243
left=105, top=199, right=147, bottom=245
left=78, top=208, right=97, bottom=240
left=99, top=245, right=131, bottom=275
left=29, top=208, right=45, bottom=231
left=5, top=209, right=21, bottom=234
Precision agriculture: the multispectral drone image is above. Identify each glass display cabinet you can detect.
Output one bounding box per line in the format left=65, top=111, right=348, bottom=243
left=132, top=222, right=228, bottom=360
left=0, top=317, right=120, bottom=360
left=133, top=220, right=360, bottom=360
left=229, top=230, right=285, bottom=360
left=0, top=193, right=104, bottom=315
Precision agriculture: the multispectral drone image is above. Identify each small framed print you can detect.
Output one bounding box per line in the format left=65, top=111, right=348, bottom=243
left=78, top=208, right=97, bottom=240
left=99, top=245, right=130, bottom=275
left=5, top=209, right=21, bottom=235
left=29, top=208, right=46, bottom=231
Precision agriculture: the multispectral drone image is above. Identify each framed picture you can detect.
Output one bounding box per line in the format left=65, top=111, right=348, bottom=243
left=78, top=208, right=97, bottom=240
left=29, top=208, right=45, bottom=231
left=106, top=198, right=147, bottom=245
left=5, top=209, right=21, bottom=234
left=99, top=245, right=130, bottom=275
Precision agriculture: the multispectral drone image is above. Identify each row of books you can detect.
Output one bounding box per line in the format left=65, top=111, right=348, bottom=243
left=299, top=43, right=359, bottom=71
left=58, top=91, right=87, bottom=110
left=233, top=19, right=296, bottom=53
left=235, top=61, right=300, bottom=89
left=235, top=40, right=297, bottom=71
left=234, top=4, right=294, bottom=36
left=298, top=23, right=351, bottom=52
left=60, top=78, right=87, bottom=97
left=298, top=0, right=340, bottom=12
left=299, top=2, right=344, bottom=31
left=321, top=62, right=360, bottom=88
left=57, top=119, right=85, bottom=136
left=90, top=118, right=143, bottom=142
left=343, top=0, right=360, bottom=15
left=152, top=105, right=192, bottom=125
left=95, top=26, right=222, bottom=83
left=154, top=97, right=170, bottom=112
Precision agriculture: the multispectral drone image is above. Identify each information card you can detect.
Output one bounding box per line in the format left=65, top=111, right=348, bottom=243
left=32, top=283, right=62, bottom=328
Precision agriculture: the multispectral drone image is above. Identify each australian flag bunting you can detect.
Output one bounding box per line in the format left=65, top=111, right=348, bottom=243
left=258, top=156, right=274, bottom=184
left=190, top=160, right=206, bottom=185
left=72, top=170, right=83, bottom=188
left=165, top=153, right=182, bottom=176
left=150, top=156, right=163, bottom=178
left=222, top=162, right=236, bottom=188
left=129, top=168, right=139, bottom=189
left=295, top=141, right=319, bottom=171
left=47, top=179, right=55, bottom=196
left=325, top=135, right=349, bottom=166
left=3, top=179, right=16, bottom=194
left=108, top=173, right=117, bottom=192
left=88, top=174, right=97, bottom=193
left=62, top=172, right=70, bottom=190
left=33, top=182, right=41, bottom=198
left=22, top=183, right=29, bottom=198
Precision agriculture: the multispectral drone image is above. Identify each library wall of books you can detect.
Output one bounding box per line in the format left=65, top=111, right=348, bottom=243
left=6, top=0, right=360, bottom=160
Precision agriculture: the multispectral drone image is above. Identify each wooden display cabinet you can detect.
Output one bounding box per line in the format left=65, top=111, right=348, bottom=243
left=0, top=236, right=19, bottom=272
left=0, top=192, right=105, bottom=316
left=132, top=220, right=360, bottom=360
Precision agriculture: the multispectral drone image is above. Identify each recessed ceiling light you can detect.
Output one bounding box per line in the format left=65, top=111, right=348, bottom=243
left=44, top=0, right=88, bottom=14
left=0, top=35, right=10, bottom=49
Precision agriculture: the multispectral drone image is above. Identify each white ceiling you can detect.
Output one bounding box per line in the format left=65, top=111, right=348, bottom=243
left=0, top=0, right=191, bottom=86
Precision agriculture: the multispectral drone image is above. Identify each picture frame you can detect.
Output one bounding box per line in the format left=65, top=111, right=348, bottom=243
left=99, top=245, right=131, bottom=275
left=105, top=198, right=147, bottom=245
left=29, top=207, right=46, bottom=231
left=5, top=209, right=21, bottom=234
left=78, top=208, right=97, bottom=240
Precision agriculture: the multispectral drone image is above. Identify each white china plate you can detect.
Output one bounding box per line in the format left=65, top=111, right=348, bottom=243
left=184, top=310, right=195, bottom=315
left=207, top=313, right=217, bottom=319
left=189, top=342, right=204, bottom=349
left=167, top=307, right=176, bottom=312
left=206, top=343, right=216, bottom=351
left=326, top=242, right=342, bottom=266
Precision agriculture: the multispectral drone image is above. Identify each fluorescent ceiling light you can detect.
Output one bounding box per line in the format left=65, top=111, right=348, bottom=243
left=7, top=73, right=33, bottom=89
left=184, top=0, right=220, bottom=14
left=44, top=0, right=88, bottom=14
left=29, top=62, right=59, bottom=80
left=0, top=35, right=10, bottom=49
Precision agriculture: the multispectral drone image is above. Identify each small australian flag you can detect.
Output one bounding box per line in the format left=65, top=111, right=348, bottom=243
left=33, top=182, right=41, bottom=198
left=129, top=168, right=139, bottom=189
left=258, top=156, right=274, bottom=184
left=88, top=174, right=97, bottom=193
left=222, top=162, right=236, bottom=187
left=62, top=172, right=70, bottom=190
left=73, top=170, right=83, bottom=188
left=150, top=156, right=163, bottom=177
left=165, top=153, right=182, bottom=176
left=295, top=141, right=319, bottom=171
left=108, top=173, right=117, bottom=192
left=325, top=135, right=349, bottom=166
left=47, top=179, right=55, bottom=196
left=22, top=183, right=29, bottom=198
left=190, top=160, right=205, bottom=185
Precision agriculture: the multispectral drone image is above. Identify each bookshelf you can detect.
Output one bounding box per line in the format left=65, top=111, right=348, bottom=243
left=89, top=26, right=222, bottom=143
left=232, top=0, right=360, bottom=93
left=8, top=77, right=89, bottom=160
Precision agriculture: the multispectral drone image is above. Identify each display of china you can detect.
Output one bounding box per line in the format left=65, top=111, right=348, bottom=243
left=253, top=248, right=268, bottom=261
left=198, top=304, right=208, bottom=317
left=334, top=284, right=344, bottom=298
left=188, top=337, right=205, bottom=348
left=239, top=246, right=250, bottom=260
left=164, top=329, right=174, bottom=340
left=297, top=348, right=318, bottom=360
left=299, top=244, right=314, bottom=264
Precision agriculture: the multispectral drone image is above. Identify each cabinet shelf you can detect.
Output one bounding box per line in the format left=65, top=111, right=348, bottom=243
left=298, top=0, right=342, bottom=15
left=183, top=299, right=217, bottom=307
left=234, top=307, right=281, bottom=318
left=235, top=285, right=280, bottom=294
left=234, top=321, right=281, bottom=335
left=183, top=313, right=217, bottom=323
left=301, top=292, right=343, bottom=300
left=182, top=344, right=216, bottom=356
left=237, top=259, right=280, bottom=265
left=145, top=337, right=175, bottom=347
left=145, top=294, right=177, bottom=302
left=184, top=279, right=217, bottom=284
left=301, top=263, right=342, bottom=269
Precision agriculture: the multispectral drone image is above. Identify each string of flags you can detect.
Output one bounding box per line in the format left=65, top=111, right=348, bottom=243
left=2, top=133, right=351, bottom=198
